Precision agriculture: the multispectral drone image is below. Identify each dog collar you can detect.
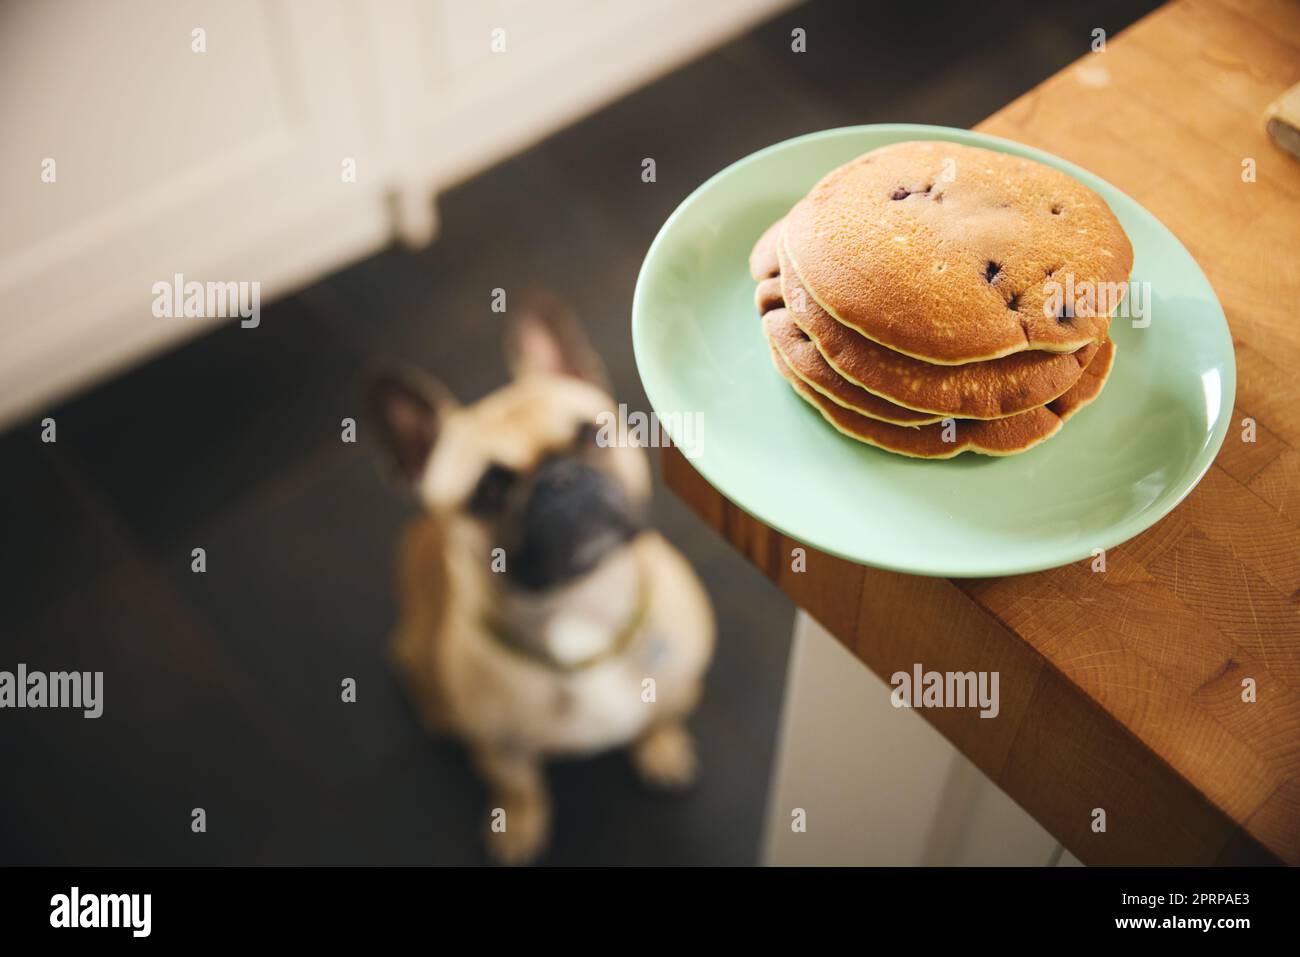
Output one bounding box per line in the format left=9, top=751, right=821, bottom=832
left=481, top=575, right=650, bottom=673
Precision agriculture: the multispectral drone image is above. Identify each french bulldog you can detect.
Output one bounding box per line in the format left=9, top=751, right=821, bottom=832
left=366, top=294, right=714, bottom=864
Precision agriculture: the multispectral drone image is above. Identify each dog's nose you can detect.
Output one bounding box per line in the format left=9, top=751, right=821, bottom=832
left=506, top=456, right=641, bottom=591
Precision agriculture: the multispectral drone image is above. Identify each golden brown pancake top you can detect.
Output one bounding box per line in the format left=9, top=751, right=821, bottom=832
left=776, top=236, right=1099, bottom=419
left=782, top=141, right=1133, bottom=364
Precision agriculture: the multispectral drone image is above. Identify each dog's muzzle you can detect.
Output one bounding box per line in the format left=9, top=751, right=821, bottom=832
left=503, top=455, right=643, bottom=591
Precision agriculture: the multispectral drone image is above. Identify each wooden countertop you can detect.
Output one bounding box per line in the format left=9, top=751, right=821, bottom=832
left=663, top=0, right=1300, bottom=865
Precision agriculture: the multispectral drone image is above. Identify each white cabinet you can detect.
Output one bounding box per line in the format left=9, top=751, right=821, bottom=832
left=0, top=0, right=789, bottom=425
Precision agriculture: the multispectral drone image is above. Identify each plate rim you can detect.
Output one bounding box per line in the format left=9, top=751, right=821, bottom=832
left=632, top=123, right=1237, bottom=578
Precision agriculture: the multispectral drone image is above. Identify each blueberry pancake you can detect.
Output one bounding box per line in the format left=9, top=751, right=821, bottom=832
left=1049, top=335, right=1115, bottom=423
left=748, top=217, right=783, bottom=282
left=765, top=332, right=1116, bottom=459
left=762, top=308, right=944, bottom=426
left=765, top=341, right=1063, bottom=458
left=777, top=237, right=1100, bottom=420
left=781, top=141, right=1133, bottom=364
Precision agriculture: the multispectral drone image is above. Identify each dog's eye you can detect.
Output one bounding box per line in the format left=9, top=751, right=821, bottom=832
left=467, top=463, right=516, bottom=516
left=573, top=421, right=601, bottom=448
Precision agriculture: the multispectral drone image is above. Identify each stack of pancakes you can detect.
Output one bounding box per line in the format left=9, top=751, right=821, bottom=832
left=750, top=141, right=1132, bottom=458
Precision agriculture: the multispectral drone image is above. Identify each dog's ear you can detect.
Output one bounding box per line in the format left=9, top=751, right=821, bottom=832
left=363, top=366, right=455, bottom=484
left=504, top=289, right=610, bottom=392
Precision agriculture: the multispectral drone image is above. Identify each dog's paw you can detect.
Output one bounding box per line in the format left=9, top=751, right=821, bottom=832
left=484, top=797, right=550, bottom=866
left=632, top=723, right=699, bottom=791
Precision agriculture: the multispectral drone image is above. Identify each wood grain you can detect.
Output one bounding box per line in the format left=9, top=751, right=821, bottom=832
left=663, top=0, right=1300, bottom=864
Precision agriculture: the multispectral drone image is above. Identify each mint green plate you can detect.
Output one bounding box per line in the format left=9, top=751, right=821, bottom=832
left=632, top=125, right=1235, bottom=578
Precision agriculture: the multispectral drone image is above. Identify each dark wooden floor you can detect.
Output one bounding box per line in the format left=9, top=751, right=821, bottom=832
left=0, top=0, right=1159, bottom=865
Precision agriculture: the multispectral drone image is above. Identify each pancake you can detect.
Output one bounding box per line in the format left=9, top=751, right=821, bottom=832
left=777, top=235, right=1099, bottom=419
left=1051, top=335, right=1115, bottom=422
left=750, top=221, right=784, bottom=283
left=755, top=276, right=784, bottom=315
left=766, top=341, right=1062, bottom=458
left=764, top=326, right=1117, bottom=459
left=781, top=140, right=1133, bottom=364
left=756, top=259, right=940, bottom=425
left=763, top=308, right=944, bottom=426
left=749, top=217, right=784, bottom=281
